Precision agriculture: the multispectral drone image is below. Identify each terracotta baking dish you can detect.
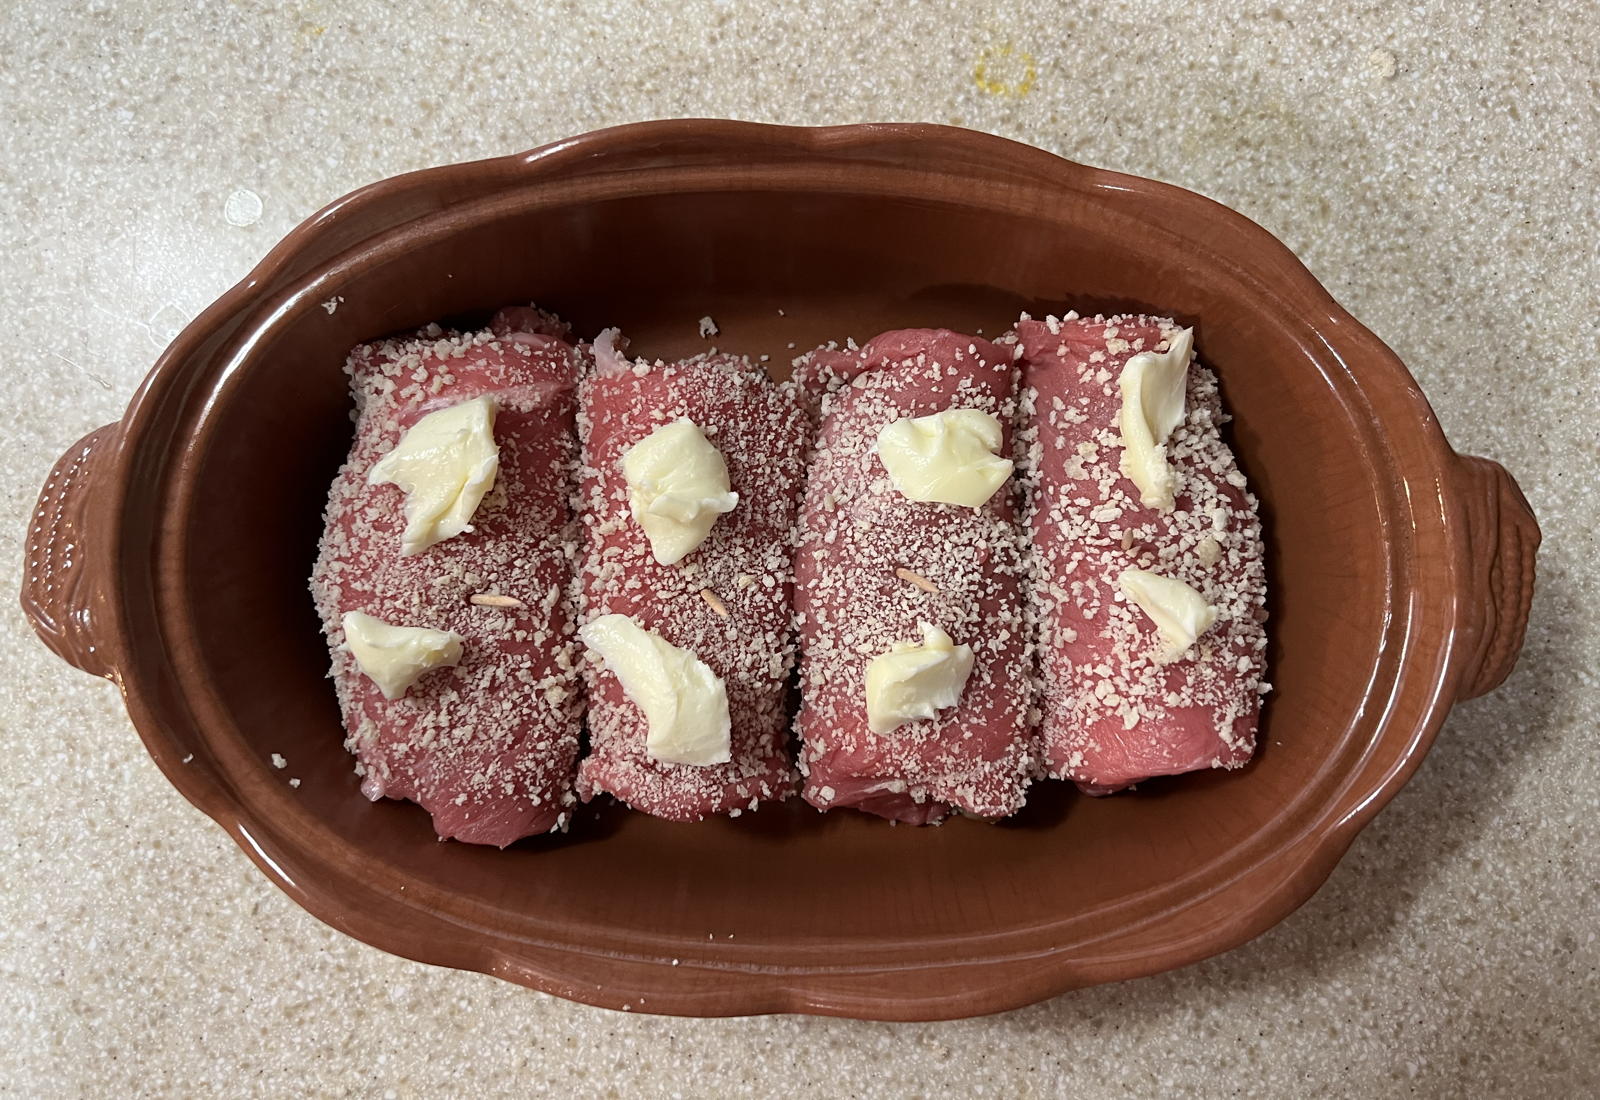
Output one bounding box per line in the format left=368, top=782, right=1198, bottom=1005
left=22, top=121, right=1538, bottom=1020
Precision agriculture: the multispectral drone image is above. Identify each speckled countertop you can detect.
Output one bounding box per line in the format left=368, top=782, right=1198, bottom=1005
left=3, top=1, right=1596, bottom=1095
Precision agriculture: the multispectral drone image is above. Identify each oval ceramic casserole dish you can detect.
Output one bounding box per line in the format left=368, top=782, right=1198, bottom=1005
left=23, top=121, right=1539, bottom=1020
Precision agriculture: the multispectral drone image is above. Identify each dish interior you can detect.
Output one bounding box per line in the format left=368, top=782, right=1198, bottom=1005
left=170, top=187, right=1387, bottom=960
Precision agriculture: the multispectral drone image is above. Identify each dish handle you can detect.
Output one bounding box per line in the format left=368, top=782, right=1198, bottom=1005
left=22, top=423, right=120, bottom=680
left=1452, top=455, right=1540, bottom=699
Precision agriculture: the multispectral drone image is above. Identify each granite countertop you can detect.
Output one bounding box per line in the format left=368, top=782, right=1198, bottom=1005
left=3, top=1, right=1595, bottom=1095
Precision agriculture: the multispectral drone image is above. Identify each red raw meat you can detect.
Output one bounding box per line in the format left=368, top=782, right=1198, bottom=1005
left=793, top=330, right=1038, bottom=823
left=575, top=332, right=804, bottom=820
left=1011, top=313, right=1268, bottom=794
left=310, top=307, right=586, bottom=845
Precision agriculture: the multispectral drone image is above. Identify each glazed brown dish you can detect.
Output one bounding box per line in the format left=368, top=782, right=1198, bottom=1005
left=21, top=121, right=1539, bottom=1020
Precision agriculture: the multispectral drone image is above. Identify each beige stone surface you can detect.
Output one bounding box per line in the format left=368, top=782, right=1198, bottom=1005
left=2, top=0, right=1596, bottom=1095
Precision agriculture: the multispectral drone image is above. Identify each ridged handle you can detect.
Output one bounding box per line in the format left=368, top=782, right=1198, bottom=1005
left=22, top=424, right=119, bottom=679
left=1453, top=455, right=1539, bottom=699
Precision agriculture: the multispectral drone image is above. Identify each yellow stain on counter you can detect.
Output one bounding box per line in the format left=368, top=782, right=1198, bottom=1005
left=973, top=43, right=1037, bottom=97
left=292, top=0, right=327, bottom=39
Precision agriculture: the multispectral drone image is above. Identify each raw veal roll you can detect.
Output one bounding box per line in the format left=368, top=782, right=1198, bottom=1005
left=310, top=307, right=586, bottom=845
left=575, top=332, right=806, bottom=820
left=1011, top=312, right=1269, bottom=793
left=792, top=330, right=1037, bottom=823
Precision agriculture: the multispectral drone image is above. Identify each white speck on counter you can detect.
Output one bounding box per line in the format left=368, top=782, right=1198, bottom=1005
left=270, top=753, right=286, bottom=769
left=223, top=188, right=262, bottom=227
left=144, top=303, right=188, bottom=348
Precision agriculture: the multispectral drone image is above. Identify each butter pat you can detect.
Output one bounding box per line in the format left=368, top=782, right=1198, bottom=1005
left=875, top=409, right=1013, bottom=508
left=579, top=613, right=731, bottom=766
left=622, top=418, right=739, bottom=565
left=864, top=622, right=976, bottom=734
left=1119, top=568, right=1217, bottom=661
left=341, top=611, right=464, bottom=700
left=1117, top=328, right=1194, bottom=511
left=368, top=396, right=500, bottom=556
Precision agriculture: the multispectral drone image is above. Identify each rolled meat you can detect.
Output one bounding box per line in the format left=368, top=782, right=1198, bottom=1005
left=310, top=307, right=586, bottom=845
left=575, top=332, right=805, bottom=820
left=793, top=330, right=1038, bottom=823
left=1011, top=312, right=1269, bottom=793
